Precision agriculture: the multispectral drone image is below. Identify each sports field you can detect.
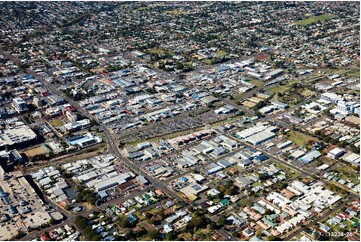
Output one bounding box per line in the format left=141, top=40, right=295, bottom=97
left=295, top=14, right=336, bottom=26
left=24, top=146, right=47, bottom=157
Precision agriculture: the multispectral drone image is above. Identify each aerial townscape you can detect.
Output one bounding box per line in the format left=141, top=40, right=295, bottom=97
left=0, top=1, right=359, bottom=241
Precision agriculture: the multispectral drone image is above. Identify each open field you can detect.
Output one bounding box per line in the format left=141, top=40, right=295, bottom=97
left=147, top=48, right=175, bottom=59
left=295, top=14, right=337, bottom=26
left=266, top=81, right=298, bottom=94
left=204, top=59, right=213, bottom=65
left=275, top=162, right=301, bottom=180
left=24, top=146, right=48, bottom=157
left=301, top=88, right=314, bottom=97
left=164, top=10, right=189, bottom=15
left=332, top=161, right=360, bottom=184
left=249, top=78, right=264, bottom=86
left=215, top=50, right=228, bottom=57
left=287, top=130, right=316, bottom=147
left=49, top=119, right=64, bottom=127
left=346, top=71, right=360, bottom=78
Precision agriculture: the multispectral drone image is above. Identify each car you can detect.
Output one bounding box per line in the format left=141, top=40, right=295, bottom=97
left=103, top=236, right=115, bottom=241
left=95, top=226, right=105, bottom=234
left=100, top=232, right=109, bottom=238
left=73, top=206, right=83, bottom=212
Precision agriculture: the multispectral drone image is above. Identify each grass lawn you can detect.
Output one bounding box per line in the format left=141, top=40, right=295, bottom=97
left=183, top=61, right=194, bottom=68
left=215, top=50, right=228, bottom=57
left=346, top=71, right=360, bottom=78
left=287, top=130, right=316, bottom=147
left=295, top=14, right=337, bottom=26
left=301, top=88, right=314, bottom=97
left=148, top=207, right=160, bottom=215
left=249, top=78, right=265, bottom=87
left=252, top=181, right=263, bottom=188
left=83, top=202, right=93, bottom=210
left=164, top=10, right=189, bottom=15
left=328, top=219, right=355, bottom=233
left=204, top=59, right=213, bottom=65
left=49, top=119, right=64, bottom=127
left=24, top=146, right=48, bottom=157
left=179, top=232, right=193, bottom=241
left=333, top=162, right=360, bottom=184
left=134, top=211, right=145, bottom=221
left=267, top=83, right=293, bottom=94
left=147, top=48, right=174, bottom=58
left=275, top=162, right=301, bottom=177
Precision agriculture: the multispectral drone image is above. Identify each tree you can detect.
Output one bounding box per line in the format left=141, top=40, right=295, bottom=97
left=75, top=216, right=88, bottom=230
left=258, top=173, right=269, bottom=181
left=313, top=105, right=321, bottom=111
left=189, top=215, right=202, bottom=228
left=256, top=228, right=263, bottom=237
left=280, top=183, right=288, bottom=189
left=225, top=185, right=237, bottom=195
left=264, top=209, right=273, bottom=215
left=83, top=226, right=92, bottom=235
left=165, top=232, right=176, bottom=241
left=307, top=139, right=316, bottom=146
left=175, top=62, right=184, bottom=70
left=147, top=229, right=161, bottom=240
left=337, top=141, right=347, bottom=148
left=118, top=215, right=129, bottom=228
left=267, top=235, right=277, bottom=241
left=218, top=185, right=226, bottom=193
left=216, top=215, right=226, bottom=227
left=145, top=212, right=152, bottom=219
left=135, top=227, right=147, bottom=238
left=91, top=235, right=101, bottom=241
left=350, top=144, right=360, bottom=153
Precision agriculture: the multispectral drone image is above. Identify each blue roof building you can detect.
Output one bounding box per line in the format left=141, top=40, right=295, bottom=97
left=127, top=213, right=138, bottom=223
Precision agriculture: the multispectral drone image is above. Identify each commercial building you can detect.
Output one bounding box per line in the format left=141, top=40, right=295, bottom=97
left=236, top=125, right=267, bottom=139
left=277, top=140, right=293, bottom=149
left=62, top=119, right=91, bottom=132
left=327, top=148, right=345, bottom=159
left=92, top=173, right=133, bottom=191
left=299, top=150, right=321, bottom=164
left=0, top=121, right=37, bottom=149
left=320, top=93, right=343, bottom=104
left=264, top=69, right=284, bottom=80
left=67, top=133, right=102, bottom=149
left=12, top=97, right=28, bottom=113
left=180, top=183, right=208, bottom=201
left=342, top=153, right=360, bottom=165
left=1, top=167, right=52, bottom=239
left=246, top=131, right=276, bottom=145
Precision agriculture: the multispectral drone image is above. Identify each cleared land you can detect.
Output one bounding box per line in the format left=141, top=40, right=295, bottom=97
left=295, top=14, right=336, bottom=26
left=164, top=10, right=189, bottom=15
left=24, top=146, right=47, bottom=157
left=266, top=81, right=297, bottom=94
left=301, top=88, right=314, bottom=97
left=287, top=130, right=316, bottom=147
left=215, top=50, right=228, bottom=57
